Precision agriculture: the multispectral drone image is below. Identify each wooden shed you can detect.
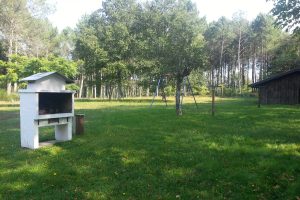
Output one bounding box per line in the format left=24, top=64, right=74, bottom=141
left=249, top=69, right=300, bottom=105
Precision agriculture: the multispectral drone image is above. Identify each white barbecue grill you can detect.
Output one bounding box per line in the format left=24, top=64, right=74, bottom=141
left=19, top=72, right=75, bottom=149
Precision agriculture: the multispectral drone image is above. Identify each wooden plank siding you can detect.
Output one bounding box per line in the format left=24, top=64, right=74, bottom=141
left=259, top=73, right=300, bottom=105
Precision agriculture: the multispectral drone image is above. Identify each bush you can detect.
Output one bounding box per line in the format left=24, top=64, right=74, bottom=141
left=0, top=89, right=19, bottom=101
left=199, top=85, right=210, bottom=96
left=66, top=84, right=80, bottom=91
left=164, top=85, right=175, bottom=96
left=223, top=87, right=236, bottom=97
left=219, top=86, right=255, bottom=97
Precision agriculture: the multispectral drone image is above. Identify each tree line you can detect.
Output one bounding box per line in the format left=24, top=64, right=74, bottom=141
left=0, top=0, right=299, bottom=114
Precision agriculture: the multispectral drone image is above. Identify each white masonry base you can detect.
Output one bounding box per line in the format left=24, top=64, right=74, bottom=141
left=20, top=118, right=72, bottom=149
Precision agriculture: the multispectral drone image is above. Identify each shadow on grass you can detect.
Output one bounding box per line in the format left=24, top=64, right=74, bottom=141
left=1, top=98, right=300, bottom=199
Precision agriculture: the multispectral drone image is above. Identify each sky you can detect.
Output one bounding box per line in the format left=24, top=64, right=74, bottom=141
left=48, top=0, right=274, bottom=31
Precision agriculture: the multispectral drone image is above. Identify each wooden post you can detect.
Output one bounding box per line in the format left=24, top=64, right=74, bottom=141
left=150, top=78, right=161, bottom=108
left=75, top=114, right=85, bottom=135
left=187, top=76, right=198, bottom=109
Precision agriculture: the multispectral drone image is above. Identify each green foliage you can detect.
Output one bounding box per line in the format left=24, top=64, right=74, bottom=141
left=0, top=41, right=7, bottom=61
left=164, top=85, right=175, bottom=96
left=66, top=83, right=80, bottom=91
left=47, top=56, right=77, bottom=78
left=0, top=0, right=58, bottom=57
left=269, top=35, right=300, bottom=72
left=0, top=58, right=20, bottom=84
left=196, top=85, right=210, bottom=96
left=0, top=55, right=78, bottom=90
left=144, top=0, right=206, bottom=77
left=223, top=87, right=237, bottom=97
left=0, top=0, right=298, bottom=104
left=268, top=0, right=300, bottom=33
left=22, top=56, right=78, bottom=78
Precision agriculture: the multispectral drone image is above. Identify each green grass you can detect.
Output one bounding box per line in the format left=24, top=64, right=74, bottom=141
left=0, top=97, right=300, bottom=199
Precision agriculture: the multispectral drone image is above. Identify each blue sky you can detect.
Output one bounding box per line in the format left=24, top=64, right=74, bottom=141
left=48, top=0, right=273, bottom=31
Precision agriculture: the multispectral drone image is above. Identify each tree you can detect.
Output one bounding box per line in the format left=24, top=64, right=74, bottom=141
left=270, top=35, right=300, bottom=72
left=100, top=0, right=139, bottom=98
left=0, top=0, right=57, bottom=93
left=0, top=41, right=7, bottom=61
left=56, top=27, right=75, bottom=59
left=0, top=0, right=30, bottom=57
left=204, top=17, right=234, bottom=87
left=144, top=0, right=206, bottom=115
left=25, top=18, right=59, bottom=57
left=268, top=0, right=300, bottom=33
left=74, top=16, right=108, bottom=98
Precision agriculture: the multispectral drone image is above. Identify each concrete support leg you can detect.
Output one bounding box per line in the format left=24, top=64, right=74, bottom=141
left=55, top=122, right=72, bottom=141
left=21, top=121, right=39, bottom=149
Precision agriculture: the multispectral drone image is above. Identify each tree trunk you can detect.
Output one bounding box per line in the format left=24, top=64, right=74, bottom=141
left=98, top=71, right=102, bottom=98
left=79, top=74, right=84, bottom=98
left=212, top=87, right=215, bottom=116
left=241, top=63, right=245, bottom=86
left=175, top=77, right=183, bottom=116
left=13, top=82, right=18, bottom=93
left=93, top=85, right=97, bottom=98
left=86, top=86, right=89, bottom=98
left=8, top=28, right=14, bottom=56
left=227, top=63, right=230, bottom=86
left=252, top=50, right=256, bottom=83
left=108, top=84, right=112, bottom=101
left=100, top=85, right=103, bottom=99
left=7, top=28, right=14, bottom=95
left=15, top=40, right=18, bottom=54
left=183, top=80, right=186, bottom=96
left=237, top=28, right=242, bottom=94
left=7, top=82, right=12, bottom=95
left=211, top=63, right=215, bottom=116
left=139, top=87, right=142, bottom=98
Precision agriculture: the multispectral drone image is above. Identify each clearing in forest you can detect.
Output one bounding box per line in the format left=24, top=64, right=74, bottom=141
left=0, top=97, right=299, bottom=199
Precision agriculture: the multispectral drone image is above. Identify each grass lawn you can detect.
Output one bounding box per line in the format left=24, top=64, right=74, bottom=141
left=0, top=97, right=300, bottom=199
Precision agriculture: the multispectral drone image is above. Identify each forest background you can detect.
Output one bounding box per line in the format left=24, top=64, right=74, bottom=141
left=0, top=0, right=299, bottom=102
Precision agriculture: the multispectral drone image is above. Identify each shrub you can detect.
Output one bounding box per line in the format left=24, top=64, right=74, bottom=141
left=164, top=85, right=175, bottom=96
left=66, top=84, right=80, bottom=92
left=199, top=85, right=210, bottom=96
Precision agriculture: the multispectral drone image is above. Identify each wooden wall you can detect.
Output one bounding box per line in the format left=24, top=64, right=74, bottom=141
left=259, top=72, right=300, bottom=104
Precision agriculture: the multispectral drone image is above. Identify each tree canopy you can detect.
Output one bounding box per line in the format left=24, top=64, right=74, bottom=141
left=268, top=0, right=300, bottom=33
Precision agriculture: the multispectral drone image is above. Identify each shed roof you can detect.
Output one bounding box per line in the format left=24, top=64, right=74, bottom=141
left=20, top=72, right=73, bottom=84
left=249, top=68, right=300, bottom=88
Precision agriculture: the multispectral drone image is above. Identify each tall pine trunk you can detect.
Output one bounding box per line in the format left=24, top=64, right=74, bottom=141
left=237, top=28, right=242, bottom=94
left=79, top=74, right=84, bottom=98
left=117, top=71, right=123, bottom=99
left=252, top=50, right=256, bottom=83
left=175, top=76, right=183, bottom=116
left=7, top=29, right=13, bottom=94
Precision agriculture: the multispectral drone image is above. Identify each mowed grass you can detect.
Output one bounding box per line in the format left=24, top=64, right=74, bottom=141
left=0, top=97, right=300, bottom=199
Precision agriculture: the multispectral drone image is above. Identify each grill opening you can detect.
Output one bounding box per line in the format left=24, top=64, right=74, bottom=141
left=39, top=93, right=72, bottom=115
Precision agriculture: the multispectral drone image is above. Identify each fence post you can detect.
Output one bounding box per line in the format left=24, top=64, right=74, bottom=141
left=75, top=114, right=85, bottom=135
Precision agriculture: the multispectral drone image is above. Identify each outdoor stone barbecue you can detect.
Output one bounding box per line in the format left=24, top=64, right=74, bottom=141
left=19, top=72, right=74, bottom=149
